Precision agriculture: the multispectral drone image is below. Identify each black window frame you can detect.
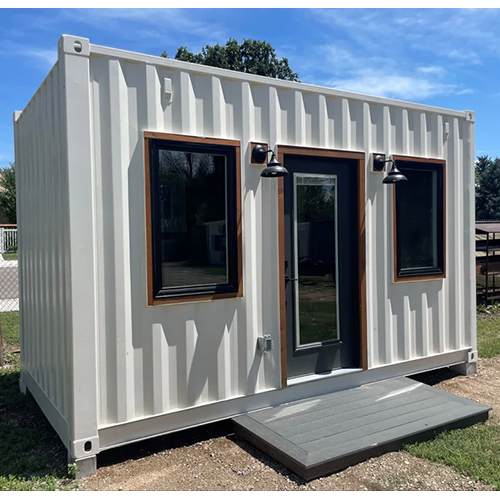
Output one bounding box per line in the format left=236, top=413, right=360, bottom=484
left=394, top=157, right=446, bottom=281
left=145, top=133, right=242, bottom=304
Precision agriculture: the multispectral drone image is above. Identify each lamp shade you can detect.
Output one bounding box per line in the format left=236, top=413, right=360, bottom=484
left=382, top=164, right=407, bottom=184
left=260, top=153, right=288, bottom=178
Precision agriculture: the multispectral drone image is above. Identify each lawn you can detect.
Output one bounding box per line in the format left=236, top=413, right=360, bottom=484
left=477, top=314, right=500, bottom=358
left=0, top=312, right=76, bottom=491
left=1, top=312, right=20, bottom=346
left=406, top=419, right=500, bottom=490
left=1, top=253, right=17, bottom=261
left=405, top=312, right=500, bottom=490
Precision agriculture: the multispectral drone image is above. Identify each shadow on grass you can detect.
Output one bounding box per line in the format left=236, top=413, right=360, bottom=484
left=0, top=362, right=70, bottom=488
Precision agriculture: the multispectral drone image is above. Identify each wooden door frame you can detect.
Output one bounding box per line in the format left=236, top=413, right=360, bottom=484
left=276, top=145, right=367, bottom=388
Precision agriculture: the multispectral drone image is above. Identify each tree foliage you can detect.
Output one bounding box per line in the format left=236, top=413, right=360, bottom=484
left=162, top=38, right=299, bottom=81
left=0, top=163, right=16, bottom=224
left=297, top=185, right=334, bottom=222
left=476, top=155, right=500, bottom=221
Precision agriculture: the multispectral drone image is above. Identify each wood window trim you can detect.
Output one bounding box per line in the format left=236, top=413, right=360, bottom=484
left=249, top=142, right=269, bottom=164
left=144, top=132, right=242, bottom=306
left=276, top=145, right=368, bottom=388
left=392, top=155, right=446, bottom=283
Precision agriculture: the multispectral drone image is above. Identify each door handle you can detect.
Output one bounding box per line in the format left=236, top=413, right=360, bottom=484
left=285, top=277, right=298, bottom=283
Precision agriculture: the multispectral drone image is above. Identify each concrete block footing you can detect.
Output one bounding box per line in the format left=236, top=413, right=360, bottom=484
left=450, top=362, right=477, bottom=376
left=68, top=453, right=97, bottom=479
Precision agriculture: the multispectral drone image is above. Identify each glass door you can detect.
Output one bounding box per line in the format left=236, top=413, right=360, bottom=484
left=284, top=155, right=360, bottom=378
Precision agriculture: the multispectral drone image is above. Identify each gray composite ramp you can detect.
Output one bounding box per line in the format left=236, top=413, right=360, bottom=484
left=232, top=376, right=491, bottom=481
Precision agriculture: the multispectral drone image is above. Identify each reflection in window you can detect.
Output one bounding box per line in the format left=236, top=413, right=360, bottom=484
left=158, top=150, right=228, bottom=288
left=295, top=174, right=339, bottom=346
left=148, top=137, right=240, bottom=301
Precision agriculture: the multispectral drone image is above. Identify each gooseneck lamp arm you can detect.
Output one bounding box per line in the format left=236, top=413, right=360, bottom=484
left=374, top=155, right=408, bottom=184
left=252, top=144, right=289, bottom=178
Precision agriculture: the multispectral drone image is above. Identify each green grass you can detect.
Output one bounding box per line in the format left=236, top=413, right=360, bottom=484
left=1, top=253, right=17, bottom=261
left=405, top=419, right=500, bottom=490
left=404, top=313, right=500, bottom=490
left=1, top=312, right=20, bottom=346
left=0, top=311, right=76, bottom=491
left=477, top=315, right=500, bottom=358
left=299, top=300, right=337, bottom=344
left=0, top=358, right=76, bottom=491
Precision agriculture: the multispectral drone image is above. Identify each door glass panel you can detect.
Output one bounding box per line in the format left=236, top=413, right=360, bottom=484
left=294, top=174, right=339, bottom=347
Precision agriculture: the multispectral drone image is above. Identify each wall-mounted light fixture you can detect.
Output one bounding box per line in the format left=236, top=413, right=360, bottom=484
left=252, top=145, right=288, bottom=178
left=373, top=155, right=408, bottom=184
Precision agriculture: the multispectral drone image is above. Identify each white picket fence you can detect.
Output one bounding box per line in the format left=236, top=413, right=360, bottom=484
left=0, top=227, right=17, bottom=254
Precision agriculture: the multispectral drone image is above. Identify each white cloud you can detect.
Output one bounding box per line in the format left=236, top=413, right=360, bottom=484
left=417, top=66, right=445, bottom=75
left=446, top=49, right=482, bottom=65
left=17, top=48, right=56, bottom=67
left=298, top=10, right=481, bottom=102
left=0, top=42, right=56, bottom=71
left=303, top=43, right=470, bottom=101
left=310, top=8, right=500, bottom=65
left=327, top=75, right=457, bottom=100
left=69, top=8, right=228, bottom=47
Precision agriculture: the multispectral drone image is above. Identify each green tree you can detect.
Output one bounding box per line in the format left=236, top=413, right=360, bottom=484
left=475, top=155, right=491, bottom=185
left=476, top=156, right=500, bottom=220
left=162, top=38, right=299, bottom=81
left=0, top=163, right=16, bottom=223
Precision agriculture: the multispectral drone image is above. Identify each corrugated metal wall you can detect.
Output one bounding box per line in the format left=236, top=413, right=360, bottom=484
left=15, top=62, right=73, bottom=423
left=88, top=48, right=475, bottom=427
left=15, top=39, right=475, bottom=437
left=90, top=55, right=280, bottom=425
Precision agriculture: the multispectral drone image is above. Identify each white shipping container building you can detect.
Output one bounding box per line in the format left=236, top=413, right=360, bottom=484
left=14, top=35, right=483, bottom=478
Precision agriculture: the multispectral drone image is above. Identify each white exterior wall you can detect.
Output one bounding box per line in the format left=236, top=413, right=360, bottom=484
left=15, top=36, right=476, bottom=455
left=14, top=61, right=73, bottom=444
left=15, top=36, right=100, bottom=459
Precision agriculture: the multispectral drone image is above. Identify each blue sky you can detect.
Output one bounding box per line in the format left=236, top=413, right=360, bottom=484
left=1, top=6, right=500, bottom=167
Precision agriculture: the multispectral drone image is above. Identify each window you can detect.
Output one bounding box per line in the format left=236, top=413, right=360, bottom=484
left=393, top=156, right=445, bottom=281
left=145, top=133, right=242, bottom=304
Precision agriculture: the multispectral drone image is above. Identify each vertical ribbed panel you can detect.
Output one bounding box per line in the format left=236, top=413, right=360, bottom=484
left=82, top=53, right=476, bottom=427
left=16, top=42, right=476, bottom=442
left=15, top=63, right=72, bottom=422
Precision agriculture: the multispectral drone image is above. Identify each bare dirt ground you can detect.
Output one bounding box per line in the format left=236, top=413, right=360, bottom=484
left=80, top=357, right=500, bottom=491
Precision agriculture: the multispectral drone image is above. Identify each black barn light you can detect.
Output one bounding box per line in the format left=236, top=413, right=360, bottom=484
left=374, top=155, right=408, bottom=184
left=252, top=144, right=289, bottom=178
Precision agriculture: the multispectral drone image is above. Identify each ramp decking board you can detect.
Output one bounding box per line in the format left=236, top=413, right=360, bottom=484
left=276, top=391, right=440, bottom=439
left=232, top=376, right=490, bottom=480
left=292, top=396, right=453, bottom=446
